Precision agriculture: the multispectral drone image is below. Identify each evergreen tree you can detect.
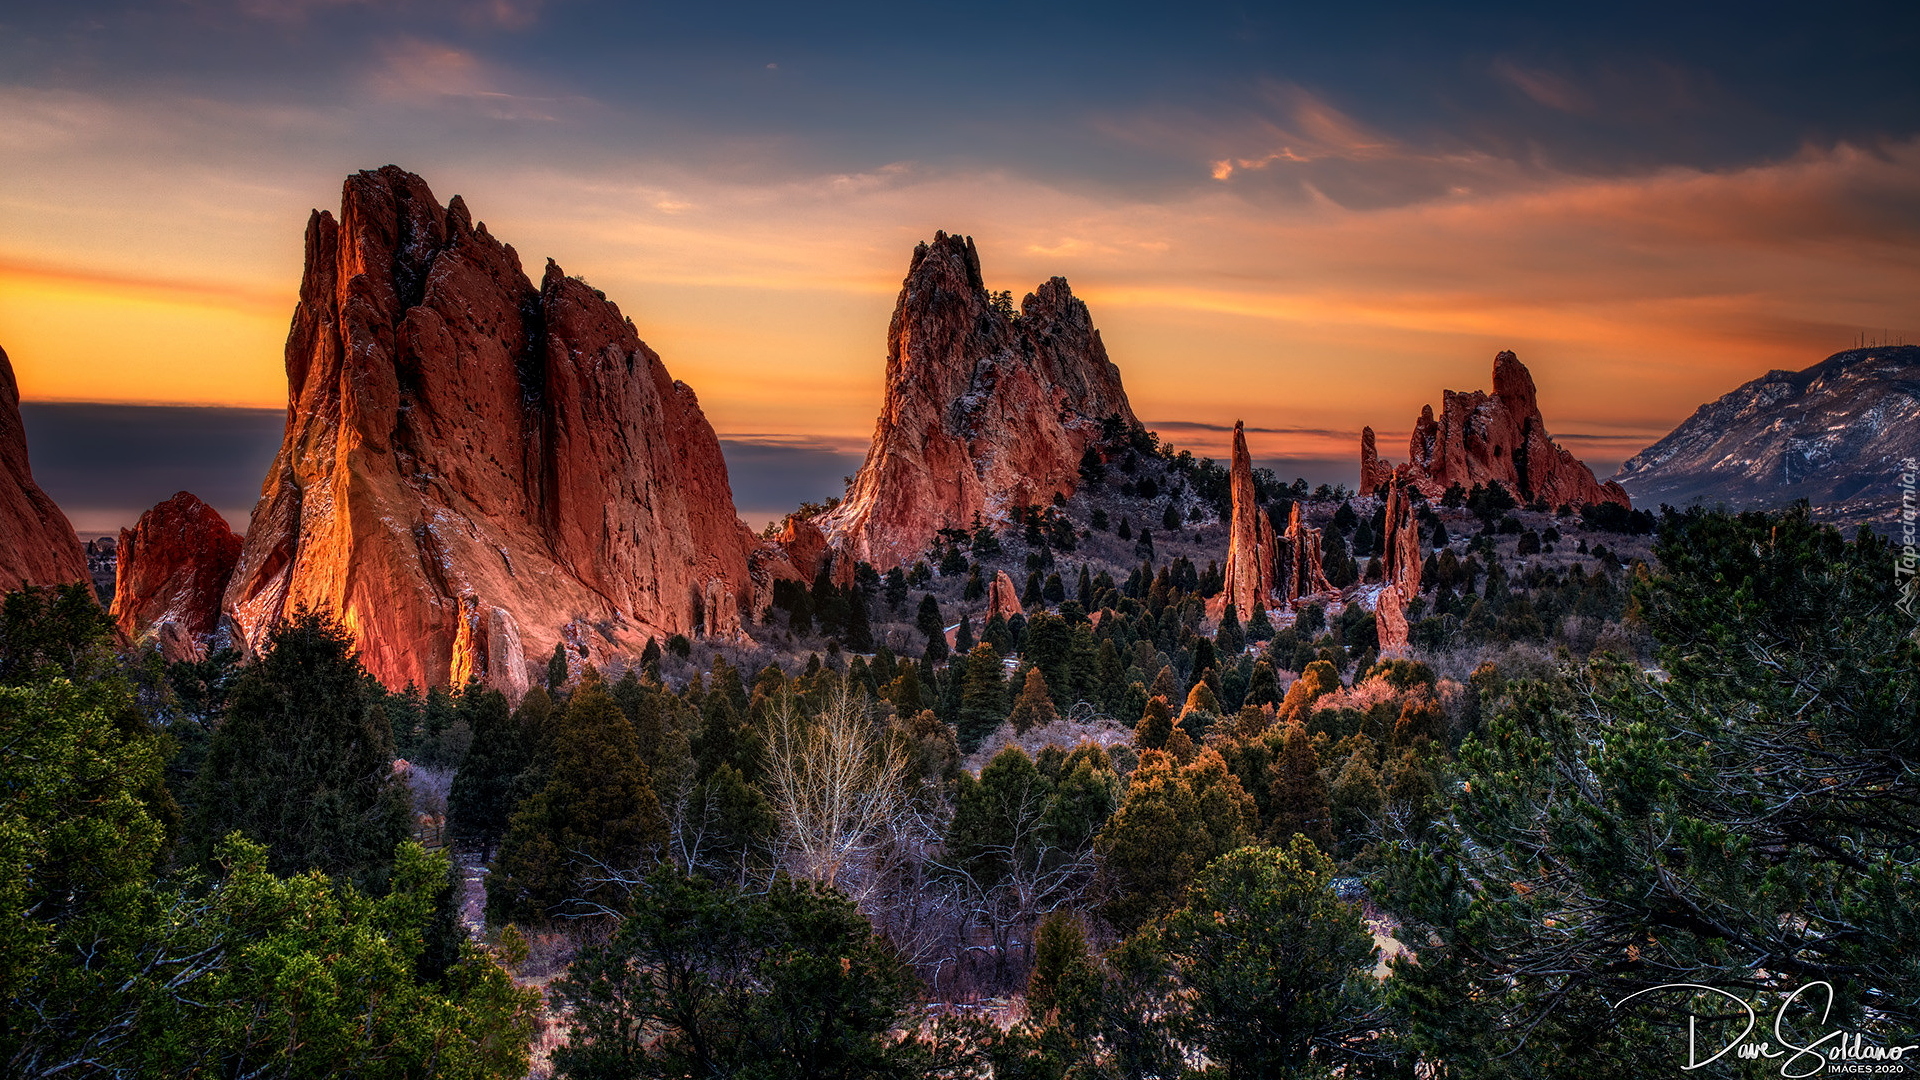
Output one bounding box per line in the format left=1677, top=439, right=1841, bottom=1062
left=1277, top=659, right=1341, bottom=723
left=1133, top=694, right=1175, bottom=751
left=553, top=867, right=929, bottom=1079
left=1326, top=742, right=1385, bottom=857
left=1007, top=666, right=1059, bottom=732
left=547, top=641, right=570, bottom=694
left=957, top=642, right=1007, bottom=752
left=186, top=610, right=411, bottom=893
left=1022, top=612, right=1074, bottom=707
left=487, top=675, right=668, bottom=924
left=1216, top=603, right=1245, bottom=656
left=1095, top=749, right=1253, bottom=934
left=681, top=762, right=776, bottom=884
left=916, top=593, right=944, bottom=640
left=447, top=682, right=524, bottom=859
left=1267, top=720, right=1334, bottom=850
left=1161, top=839, right=1380, bottom=1078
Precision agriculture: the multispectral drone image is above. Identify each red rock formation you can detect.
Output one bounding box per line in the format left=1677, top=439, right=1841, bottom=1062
left=1373, top=482, right=1423, bottom=653
left=775, top=515, right=828, bottom=582
left=1396, top=352, right=1628, bottom=508
left=986, top=570, right=1024, bottom=622
left=1359, top=426, right=1392, bottom=494
left=1278, top=502, right=1335, bottom=606
left=0, top=346, right=88, bottom=589
left=224, top=166, right=756, bottom=694
left=112, top=491, right=242, bottom=661
left=1219, top=421, right=1275, bottom=619
left=819, top=233, right=1138, bottom=570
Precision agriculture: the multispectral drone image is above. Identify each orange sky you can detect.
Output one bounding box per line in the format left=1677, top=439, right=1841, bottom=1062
left=7, top=131, right=1914, bottom=482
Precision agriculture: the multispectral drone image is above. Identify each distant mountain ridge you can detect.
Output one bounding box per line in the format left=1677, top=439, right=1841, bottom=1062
left=1613, top=345, right=1920, bottom=521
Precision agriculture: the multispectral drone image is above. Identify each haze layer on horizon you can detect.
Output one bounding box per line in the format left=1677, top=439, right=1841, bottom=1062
left=3, top=0, right=1916, bottom=524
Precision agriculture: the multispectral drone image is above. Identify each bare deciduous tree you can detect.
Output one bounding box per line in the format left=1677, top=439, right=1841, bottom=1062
left=764, top=682, right=909, bottom=901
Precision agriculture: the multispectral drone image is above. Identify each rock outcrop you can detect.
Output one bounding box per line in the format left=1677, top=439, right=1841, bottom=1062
left=0, top=345, right=88, bottom=589
left=112, top=491, right=243, bottom=661
left=1372, top=482, right=1423, bottom=653
left=1393, top=351, right=1628, bottom=509
left=1218, top=421, right=1275, bottom=619
left=986, top=570, right=1024, bottom=622
left=1278, top=502, right=1334, bottom=606
left=1614, top=346, right=1920, bottom=522
left=1359, top=426, right=1391, bottom=494
left=819, top=233, right=1138, bottom=570
left=223, top=166, right=755, bottom=694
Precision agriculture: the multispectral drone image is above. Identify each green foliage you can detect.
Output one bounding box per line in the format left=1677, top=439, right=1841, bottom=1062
left=1096, top=749, right=1255, bottom=934
left=957, top=642, right=1007, bottom=751
left=184, top=610, right=411, bottom=894
left=1007, top=665, right=1059, bottom=732
left=0, top=674, right=169, bottom=1020
left=447, top=682, right=527, bottom=858
left=552, top=866, right=938, bottom=1080
left=487, top=675, right=667, bottom=924
left=1383, top=507, right=1920, bottom=1075
left=0, top=582, right=117, bottom=684
left=1160, top=839, right=1381, bottom=1078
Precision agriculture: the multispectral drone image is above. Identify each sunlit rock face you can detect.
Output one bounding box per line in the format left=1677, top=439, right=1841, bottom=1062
left=1372, top=481, right=1424, bottom=654
left=819, top=232, right=1138, bottom=571
left=987, top=570, right=1024, bottom=622
left=1219, top=421, right=1276, bottom=619
left=224, top=166, right=755, bottom=693
left=113, top=491, right=242, bottom=661
left=1398, top=351, right=1629, bottom=509
left=0, top=345, right=88, bottom=589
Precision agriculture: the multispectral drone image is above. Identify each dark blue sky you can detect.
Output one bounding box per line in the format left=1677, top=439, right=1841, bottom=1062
left=7, top=1, right=1914, bottom=197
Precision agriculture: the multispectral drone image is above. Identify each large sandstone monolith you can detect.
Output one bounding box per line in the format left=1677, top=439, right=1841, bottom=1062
left=1278, top=502, right=1335, bottom=606
left=1218, top=420, right=1275, bottom=620
left=1373, top=482, right=1424, bottom=653
left=818, top=232, right=1138, bottom=570
left=224, top=166, right=756, bottom=694
left=1396, top=351, right=1629, bottom=508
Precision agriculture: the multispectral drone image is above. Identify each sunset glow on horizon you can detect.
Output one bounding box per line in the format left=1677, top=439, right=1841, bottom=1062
left=4, top=1, right=1915, bottom=526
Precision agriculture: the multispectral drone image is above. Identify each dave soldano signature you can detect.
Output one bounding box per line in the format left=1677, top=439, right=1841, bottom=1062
left=1613, top=982, right=1918, bottom=1077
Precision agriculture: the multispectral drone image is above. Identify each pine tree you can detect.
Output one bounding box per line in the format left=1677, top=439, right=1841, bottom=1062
left=1095, top=749, right=1254, bottom=934
left=1277, top=659, right=1341, bottom=723
left=1267, top=719, right=1334, bottom=851
left=957, top=642, right=1007, bottom=752
left=185, top=610, right=411, bottom=893
left=1161, top=839, right=1378, bottom=1077
left=1007, top=666, right=1060, bottom=732
left=547, top=641, right=570, bottom=694
left=1134, top=694, right=1175, bottom=751
left=682, top=763, right=776, bottom=884
left=1327, top=742, right=1385, bottom=858
left=1216, top=603, right=1245, bottom=656
left=487, top=674, right=668, bottom=924
left=916, top=593, right=944, bottom=639
left=447, top=682, right=523, bottom=859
